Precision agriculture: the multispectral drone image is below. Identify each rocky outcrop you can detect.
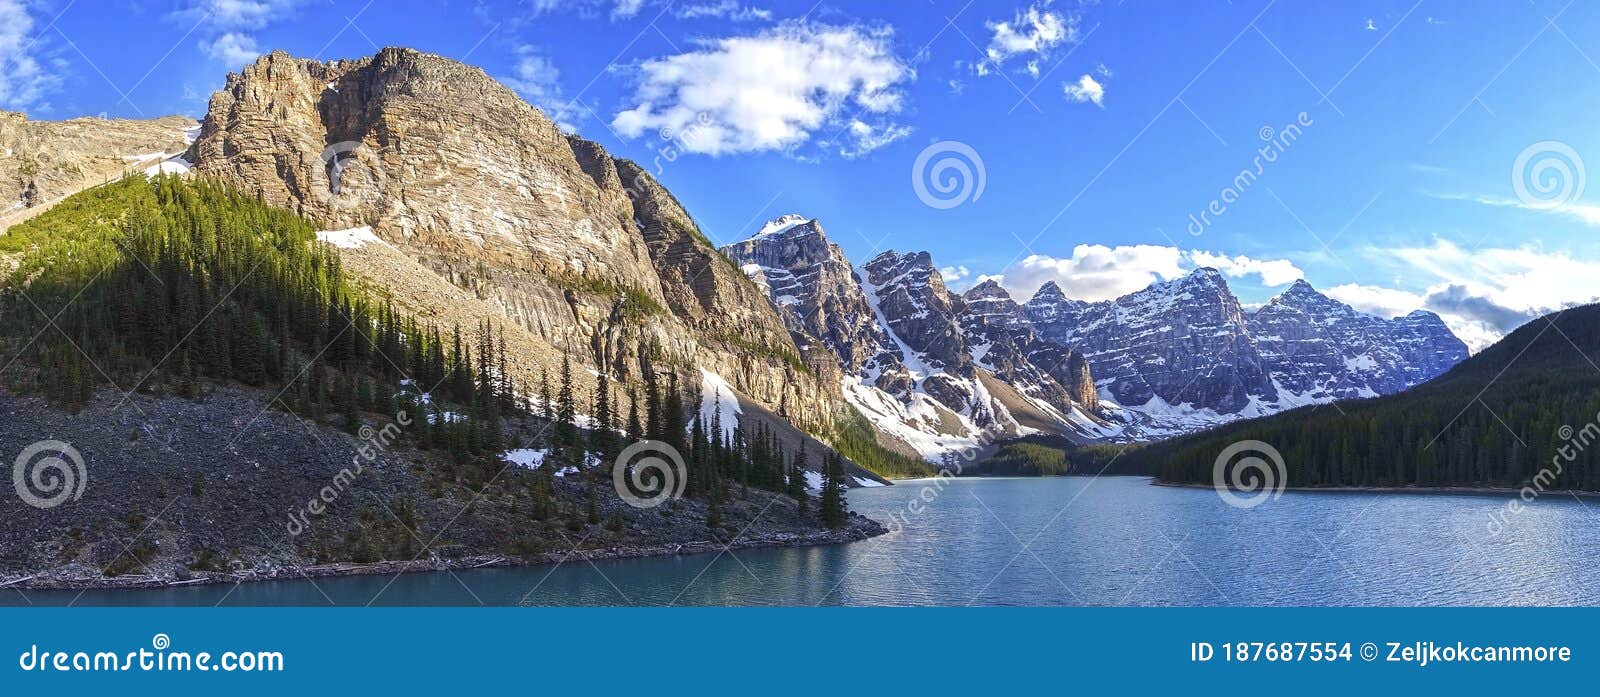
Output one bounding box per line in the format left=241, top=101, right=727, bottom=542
left=184, top=48, right=840, bottom=432
left=961, top=280, right=1098, bottom=413
left=1, top=111, right=195, bottom=230
left=721, top=216, right=894, bottom=376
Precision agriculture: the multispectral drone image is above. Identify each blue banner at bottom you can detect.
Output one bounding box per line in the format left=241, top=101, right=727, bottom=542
left=2, top=608, right=1591, bottom=693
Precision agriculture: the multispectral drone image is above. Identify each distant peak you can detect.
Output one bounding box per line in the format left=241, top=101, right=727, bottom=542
left=1174, top=267, right=1228, bottom=291
left=1276, top=278, right=1320, bottom=298
left=750, top=214, right=813, bottom=239
left=964, top=278, right=1010, bottom=299
left=1030, top=281, right=1066, bottom=303
left=1268, top=278, right=1336, bottom=308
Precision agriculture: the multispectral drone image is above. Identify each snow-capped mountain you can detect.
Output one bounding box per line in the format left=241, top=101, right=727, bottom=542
left=1024, top=269, right=1469, bottom=438
left=1248, top=279, right=1468, bottom=400
left=723, top=217, right=1109, bottom=460
left=1025, top=269, right=1274, bottom=416
left=725, top=215, right=1468, bottom=452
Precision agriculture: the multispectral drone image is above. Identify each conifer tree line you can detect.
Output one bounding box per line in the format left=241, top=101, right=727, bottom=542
left=0, top=175, right=855, bottom=528
left=530, top=362, right=851, bottom=529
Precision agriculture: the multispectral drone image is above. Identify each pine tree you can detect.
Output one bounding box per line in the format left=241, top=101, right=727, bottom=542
left=820, top=451, right=848, bottom=529
left=591, top=372, right=615, bottom=461
left=626, top=387, right=642, bottom=445
left=554, top=352, right=578, bottom=469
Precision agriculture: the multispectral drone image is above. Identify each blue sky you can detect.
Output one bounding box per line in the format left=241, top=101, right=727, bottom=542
left=4, top=0, right=1599, bottom=350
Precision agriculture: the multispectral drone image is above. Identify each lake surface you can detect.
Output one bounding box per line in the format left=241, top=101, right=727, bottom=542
left=11, top=476, right=1600, bottom=606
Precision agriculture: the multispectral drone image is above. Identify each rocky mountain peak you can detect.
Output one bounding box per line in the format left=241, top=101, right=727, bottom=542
left=722, top=215, right=895, bottom=375
left=752, top=213, right=816, bottom=239
left=186, top=47, right=841, bottom=434
left=1264, top=278, right=1339, bottom=312
left=961, top=280, right=1023, bottom=330
left=1030, top=280, right=1067, bottom=304
left=963, top=278, right=1011, bottom=300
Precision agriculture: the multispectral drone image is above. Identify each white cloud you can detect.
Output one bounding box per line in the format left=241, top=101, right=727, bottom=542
left=990, top=245, right=1308, bottom=304
left=1328, top=239, right=1600, bottom=351
left=1001, top=245, right=1188, bottom=301
left=1433, top=192, right=1600, bottom=227
left=939, top=265, right=971, bottom=282
left=979, top=1, right=1077, bottom=76
left=1062, top=73, right=1104, bottom=107
left=1188, top=250, right=1303, bottom=286
left=521, top=0, right=646, bottom=20
left=611, top=0, right=645, bottom=19
left=1387, top=239, right=1600, bottom=316
left=173, top=0, right=308, bottom=66
left=0, top=0, right=59, bottom=111
left=501, top=45, right=580, bottom=132
left=837, top=119, right=911, bottom=158
left=677, top=1, right=771, bottom=21
left=1326, top=283, right=1425, bottom=318
left=611, top=21, right=914, bottom=157
left=176, top=0, right=301, bottom=28
left=204, top=32, right=261, bottom=67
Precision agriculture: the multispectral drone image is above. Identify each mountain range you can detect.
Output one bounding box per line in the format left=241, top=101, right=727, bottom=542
left=726, top=215, right=1469, bottom=452
left=4, top=47, right=1469, bottom=469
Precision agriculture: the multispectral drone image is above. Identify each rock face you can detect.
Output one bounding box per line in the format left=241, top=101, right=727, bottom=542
left=184, top=48, right=840, bottom=436
left=1, top=111, right=196, bottom=230
left=721, top=216, right=894, bottom=376
left=1023, top=269, right=1469, bottom=437
left=960, top=280, right=1098, bottom=413
left=1247, top=279, right=1469, bottom=400
left=1027, top=268, right=1273, bottom=414
left=726, top=219, right=1110, bottom=459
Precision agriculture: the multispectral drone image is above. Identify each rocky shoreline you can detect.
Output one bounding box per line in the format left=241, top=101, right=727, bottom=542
left=4, top=515, right=887, bottom=591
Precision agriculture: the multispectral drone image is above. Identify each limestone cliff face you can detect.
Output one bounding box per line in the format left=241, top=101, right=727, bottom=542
left=1, top=111, right=195, bottom=230
left=186, top=48, right=838, bottom=426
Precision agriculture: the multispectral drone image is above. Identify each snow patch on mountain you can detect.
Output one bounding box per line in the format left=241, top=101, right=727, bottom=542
left=699, top=367, right=742, bottom=439
left=316, top=226, right=384, bottom=249
left=751, top=213, right=812, bottom=239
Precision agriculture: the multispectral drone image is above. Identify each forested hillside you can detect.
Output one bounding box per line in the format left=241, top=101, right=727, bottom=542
left=0, top=176, right=882, bottom=588
left=1133, top=305, right=1600, bottom=490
